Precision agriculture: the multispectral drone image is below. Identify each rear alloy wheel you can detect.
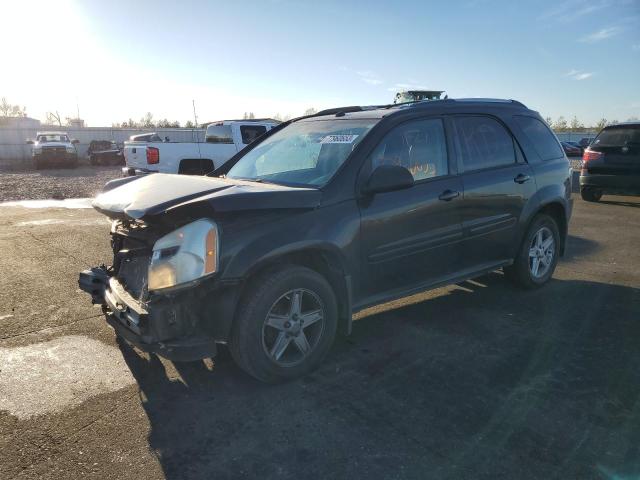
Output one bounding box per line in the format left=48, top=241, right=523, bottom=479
left=505, top=214, right=560, bottom=289
left=230, top=265, right=337, bottom=383
left=580, top=187, right=602, bottom=202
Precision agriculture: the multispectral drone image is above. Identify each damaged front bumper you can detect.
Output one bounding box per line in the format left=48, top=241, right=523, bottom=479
left=79, top=266, right=222, bottom=361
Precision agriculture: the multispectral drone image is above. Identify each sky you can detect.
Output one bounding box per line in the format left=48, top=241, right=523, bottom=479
left=1, top=0, right=639, bottom=126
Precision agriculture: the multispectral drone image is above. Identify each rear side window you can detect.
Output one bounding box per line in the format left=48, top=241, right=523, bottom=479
left=454, top=116, right=516, bottom=171
left=206, top=125, right=233, bottom=144
left=514, top=116, right=563, bottom=161
left=240, top=125, right=267, bottom=144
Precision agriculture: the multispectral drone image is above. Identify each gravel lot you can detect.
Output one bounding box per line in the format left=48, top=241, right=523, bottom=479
left=0, top=166, right=122, bottom=202
left=0, top=171, right=638, bottom=479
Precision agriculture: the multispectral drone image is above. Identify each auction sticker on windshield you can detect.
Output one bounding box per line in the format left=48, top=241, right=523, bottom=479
left=320, top=134, right=359, bottom=144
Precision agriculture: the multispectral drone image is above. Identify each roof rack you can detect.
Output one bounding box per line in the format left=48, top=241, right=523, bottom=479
left=311, top=98, right=528, bottom=119
left=447, top=98, right=527, bottom=108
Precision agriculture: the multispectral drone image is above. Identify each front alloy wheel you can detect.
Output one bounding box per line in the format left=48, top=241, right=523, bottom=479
left=230, top=265, right=338, bottom=383
left=262, top=289, right=325, bottom=366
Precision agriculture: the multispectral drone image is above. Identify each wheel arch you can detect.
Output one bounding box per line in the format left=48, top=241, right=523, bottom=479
left=236, top=245, right=353, bottom=336
left=520, top=197, right=569, bottom=257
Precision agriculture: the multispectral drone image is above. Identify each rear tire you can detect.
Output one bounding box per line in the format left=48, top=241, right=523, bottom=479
left=580, top=187, right=602, bottom=202
left=505, top=214, right=560, bottom=289
left=229, top=265, right=338, bottom=383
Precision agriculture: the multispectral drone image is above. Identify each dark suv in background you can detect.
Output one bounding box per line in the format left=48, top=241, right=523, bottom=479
left=580, top=122, right=640, bottom=202
left=80, top=98, right=573, bottom=382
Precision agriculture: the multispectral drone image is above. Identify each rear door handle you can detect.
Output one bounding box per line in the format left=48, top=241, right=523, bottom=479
left=514, top=173, right=530, bottom=184
left=438, top=189, right=460, bottom=201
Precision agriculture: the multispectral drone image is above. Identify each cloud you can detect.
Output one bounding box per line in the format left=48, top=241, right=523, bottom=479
left=356, top=70, right=383, bottom=86
left=538, top=0, right=611, bottom=22
left=564, top=69, right=594, bottom=80
left=580, top=26, right=622, bottom=43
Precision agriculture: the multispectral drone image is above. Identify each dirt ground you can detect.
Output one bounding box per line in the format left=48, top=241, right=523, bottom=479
left=0, top=166, right=122, bottom=201
left=0, top=174, right=638, bottom=479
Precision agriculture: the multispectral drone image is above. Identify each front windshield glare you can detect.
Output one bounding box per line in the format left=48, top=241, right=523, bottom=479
left=226, top=119, right=376, bottom=187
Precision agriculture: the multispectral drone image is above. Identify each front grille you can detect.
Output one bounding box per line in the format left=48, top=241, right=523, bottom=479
left=117, top=255, right=150, bottom=301
left=41, top=147, right=67, bottom=158
left=111, top=220, right=157, bottom=301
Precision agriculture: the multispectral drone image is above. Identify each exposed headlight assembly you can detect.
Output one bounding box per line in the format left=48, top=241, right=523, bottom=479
left=148, top=219, right=219, bottom=291
left=66, top=146, right=76, bottom=153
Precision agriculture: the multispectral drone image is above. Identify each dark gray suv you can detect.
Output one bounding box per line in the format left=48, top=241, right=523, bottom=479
left=80, top=98, right=573, bottom=382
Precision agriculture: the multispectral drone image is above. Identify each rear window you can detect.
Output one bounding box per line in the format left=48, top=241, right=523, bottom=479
left=514, top=116, right=564, bottom=161
left=593, top=125, right=640, bottom=147
left=206, top=125, right=233, bottom=144
left=454, top=116, right=516, bottom=171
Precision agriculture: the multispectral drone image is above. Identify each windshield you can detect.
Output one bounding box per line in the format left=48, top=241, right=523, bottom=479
left=593, top=126, right=640, bottom=147
left=226, top=119, right=376, bottom=187
left=37, top=134, right=69, bottom=143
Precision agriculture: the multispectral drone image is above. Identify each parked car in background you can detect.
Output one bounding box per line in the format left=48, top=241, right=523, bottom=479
left=80, top=98, right=572, bottom=382
left=579, top=122, right=640, bottom=201
left=122, top=119, right=279, bottom=176
left=89, top=140, right=125, bottom=166
left=26, top=131, right=79, bottom=169
left=565, top=141, right=584, bottom=156
left=578, top=137, right=593, bottom=149
left=561, top=141, right=582, bottom=157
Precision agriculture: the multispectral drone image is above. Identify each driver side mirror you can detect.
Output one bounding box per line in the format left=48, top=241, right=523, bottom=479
left=363, top=165, right=414, bottom=195
left=26, top=139, right=34, bottom=145
left=71, top=139, right=80, bottom=144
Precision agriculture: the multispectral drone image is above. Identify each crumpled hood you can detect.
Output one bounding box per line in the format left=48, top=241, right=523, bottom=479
left=92, top=173, right=321, bottom=220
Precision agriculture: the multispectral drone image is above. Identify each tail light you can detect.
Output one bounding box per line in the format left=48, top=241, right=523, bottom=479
left=146, top=147, right=159, bottom=164
left=581, top=149, right=602, bottom=173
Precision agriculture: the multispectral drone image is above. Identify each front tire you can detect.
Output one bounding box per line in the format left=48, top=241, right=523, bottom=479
left=230, top=265, right=338, bottom=383
left=505, top=214, right=560, bottom=289
left=580, top=187, right=602, bottom=202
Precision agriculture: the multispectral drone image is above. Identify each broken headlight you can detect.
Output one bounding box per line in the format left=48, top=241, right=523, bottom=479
left=148, top=219, right=219, bottom=291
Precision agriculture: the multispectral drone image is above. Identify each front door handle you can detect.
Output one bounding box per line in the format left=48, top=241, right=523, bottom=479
left=514, top=173, right=531, bottom=184
left=438, top=189, right=460, bottom=201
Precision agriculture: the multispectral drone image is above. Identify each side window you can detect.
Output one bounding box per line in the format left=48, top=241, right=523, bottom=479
left=240, top=125, right=267, bottom=144
left=514, top=116, right=564, bottom=161
left=206, top=125, right=233, bottom=144
left=454, top=116, right=516, bottom=172
left=370, top=118, right=449, bottom=181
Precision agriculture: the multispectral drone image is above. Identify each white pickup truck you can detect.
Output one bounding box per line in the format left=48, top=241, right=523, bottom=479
left=122, top=119, right=279, bottom=176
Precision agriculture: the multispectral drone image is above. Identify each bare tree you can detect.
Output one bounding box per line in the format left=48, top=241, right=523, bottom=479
left=595, top=118, right=608, bottom=130
left=272, top=113, right=291, bottom=122
left=185, top=120, right=195, bottom=129
left=46, top=111, right=62, bottom=126
left=544, top=116, right=553, bottom=126
left=554, top=116, right=568, bottom=131
left=304, top=107, right=317, bottom=116
left=141, top=112, right=155, bottom=128
left=0, top=97, right=27, bottom=117
left=157, top=118, right=181, bottom=128
left=569, top=116, right=584, bottom=131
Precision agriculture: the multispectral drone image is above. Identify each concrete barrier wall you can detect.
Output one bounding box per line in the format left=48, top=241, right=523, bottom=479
left=0, top=126, right=206, bottom=169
